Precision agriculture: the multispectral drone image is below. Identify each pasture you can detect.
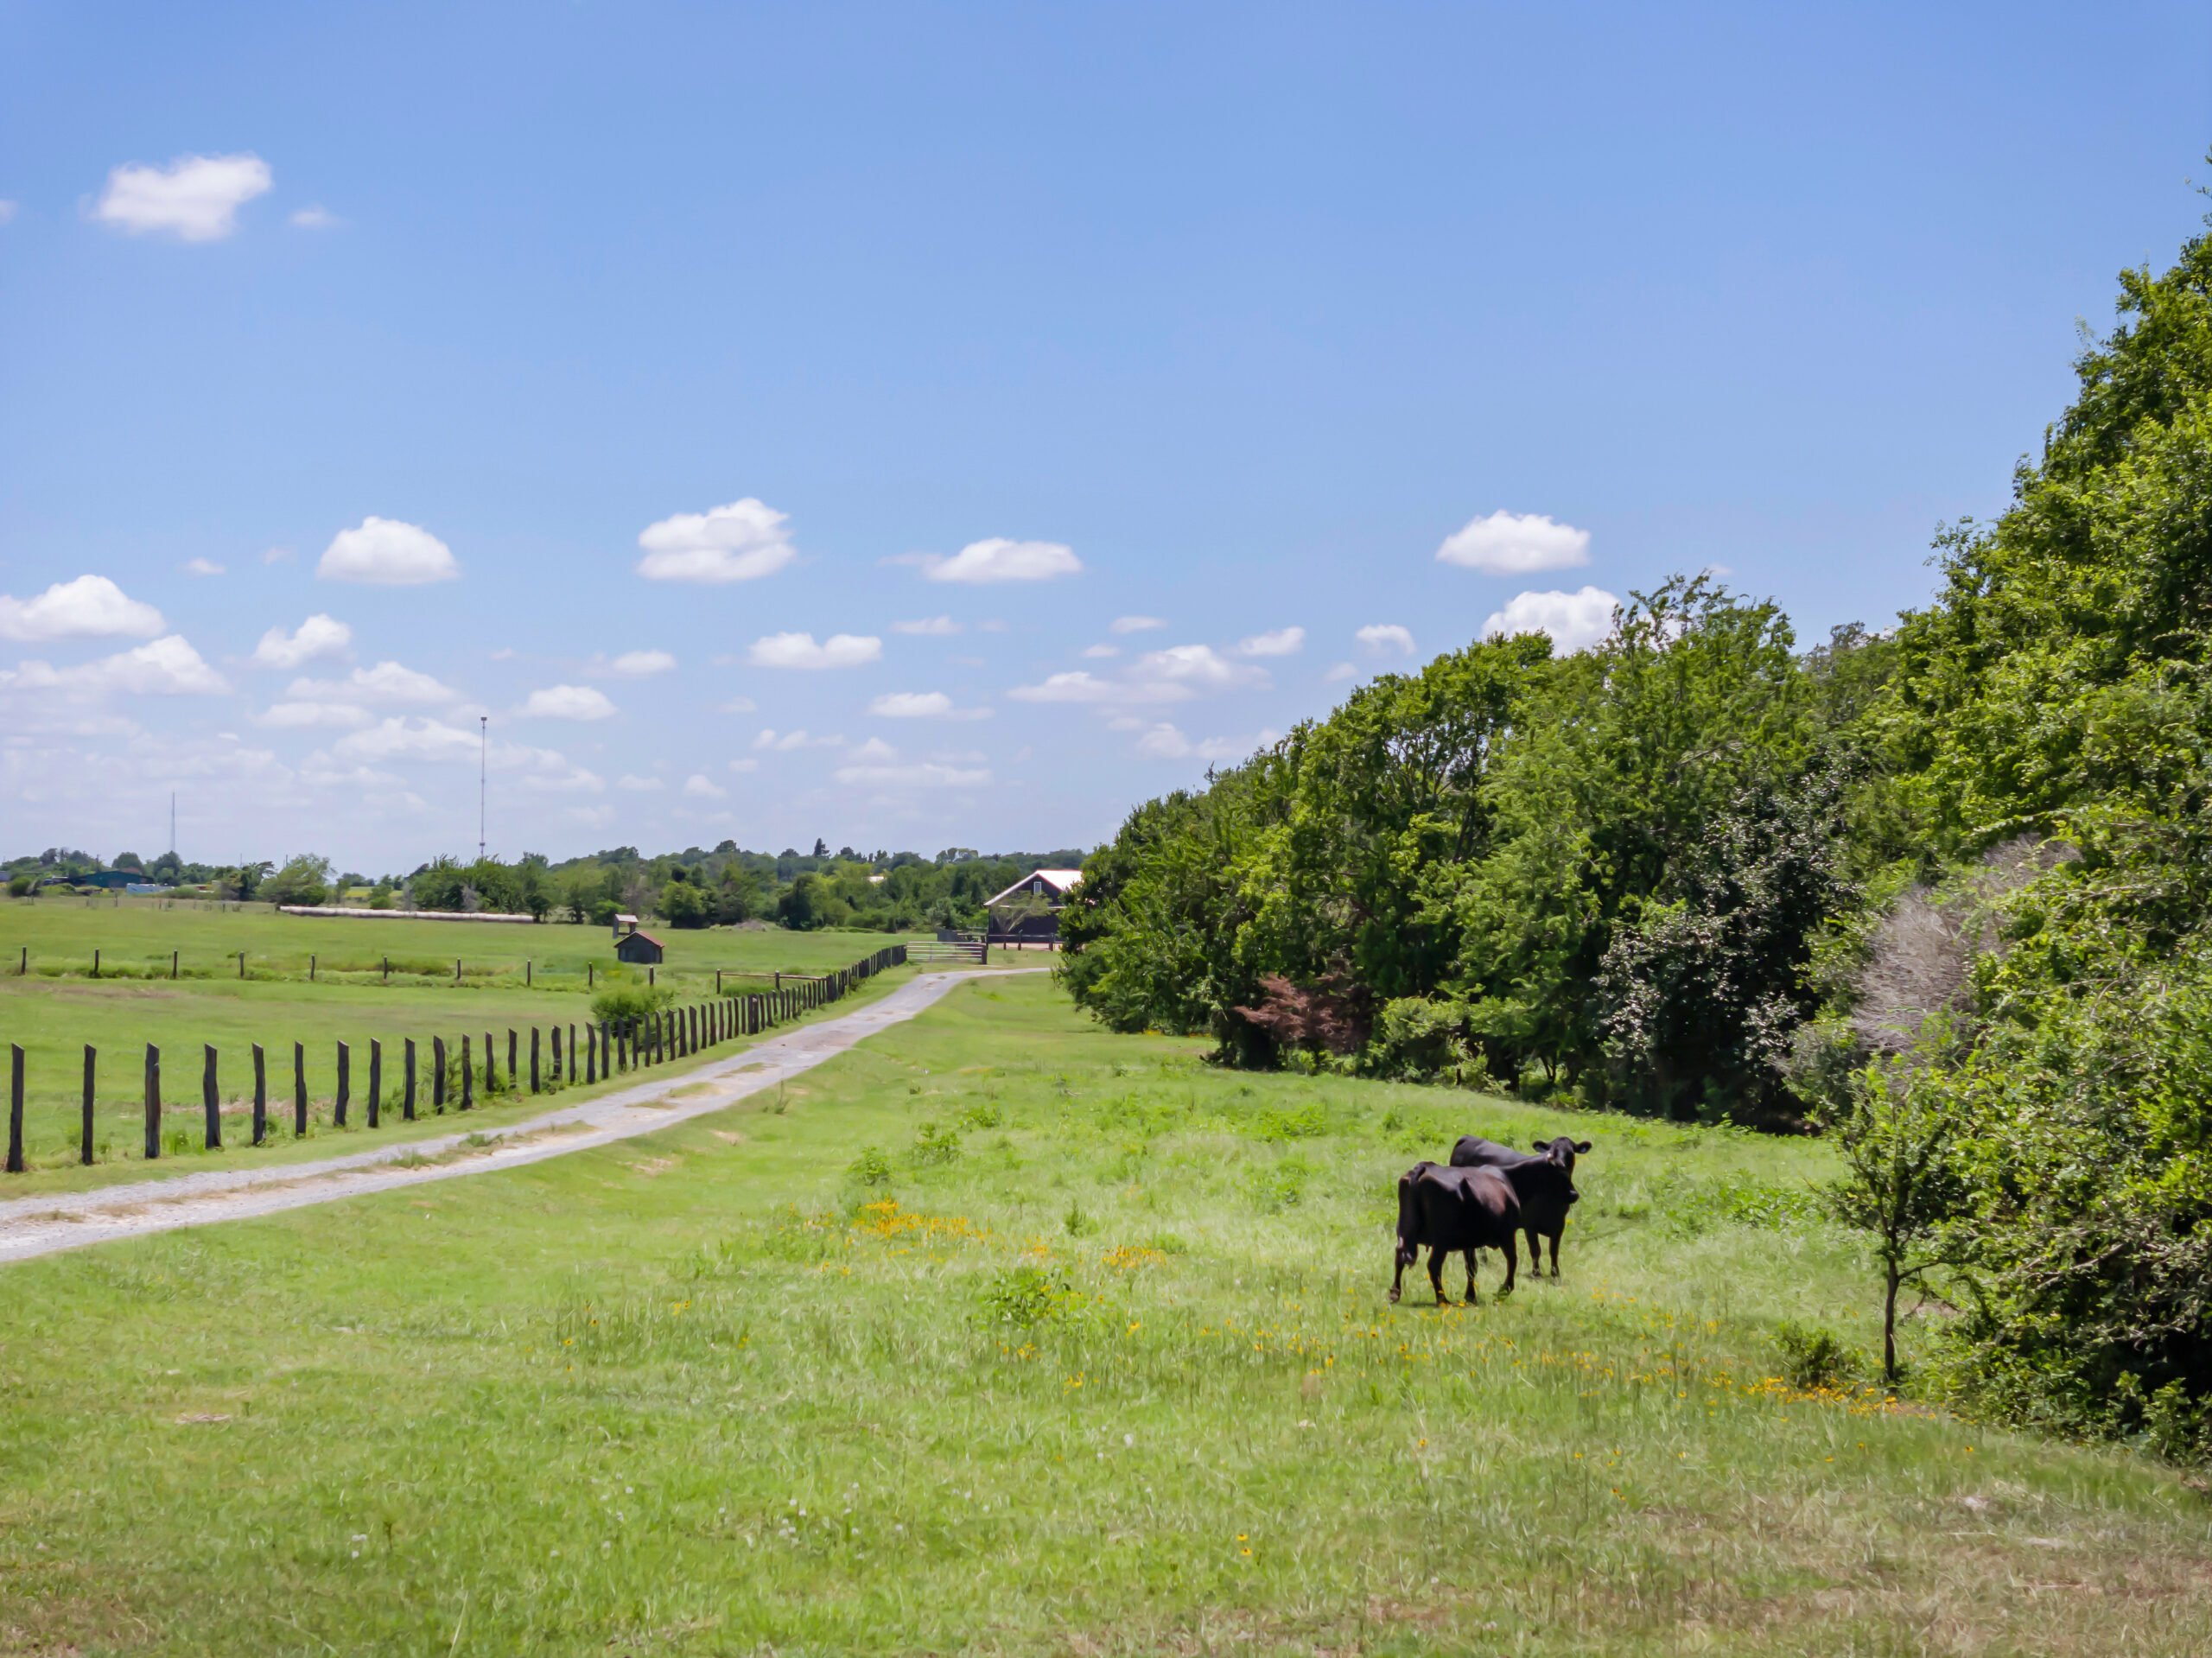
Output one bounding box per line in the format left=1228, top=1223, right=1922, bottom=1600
left=0, top=899, right=944, bottom=1187
left=0, top=973, right=2205, bottom=1655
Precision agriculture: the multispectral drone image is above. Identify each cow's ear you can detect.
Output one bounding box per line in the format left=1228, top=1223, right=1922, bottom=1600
left=1575, top=1140, right=1592, bottom=1153
left=1531, top=1140, right=1547, bottom=1151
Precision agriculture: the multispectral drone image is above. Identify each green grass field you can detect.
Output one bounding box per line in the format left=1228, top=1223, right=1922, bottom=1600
left=1, top=974, right=2204, bottom=1655
left=0, top=899, right=938, bottom=1181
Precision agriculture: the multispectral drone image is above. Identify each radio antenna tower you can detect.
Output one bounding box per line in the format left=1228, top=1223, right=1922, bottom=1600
left=168, top=791, right=176, bottom=860
left=478, top=716, right=488, bottom=861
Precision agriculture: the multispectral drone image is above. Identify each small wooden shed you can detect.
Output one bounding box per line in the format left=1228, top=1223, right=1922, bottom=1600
left=614, top=925, right=664, bottom=965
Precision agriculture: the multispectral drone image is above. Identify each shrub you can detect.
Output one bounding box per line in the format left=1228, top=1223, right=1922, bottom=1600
left=847, top=1147, right=893, bottom=1187
left=911, top=1121, right=963, bottom=1166
left=977, top=1263, right=1066, bottom=1330
left=590, top=981, right=673, bottom=1026
left=1369, top=996, right=1491, bottom=1087
left=1775, top=1321, right=1860, bottom=1391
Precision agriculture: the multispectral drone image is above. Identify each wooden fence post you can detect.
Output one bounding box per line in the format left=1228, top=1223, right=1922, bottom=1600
left=531, top=1026, right=541, bottom=1094
left=454, top=959, right=461, bottom=984
left=335, top=1041, right=350, bottom=1127
left=238, top=951, right=245, bottom=979
left=569, top=1024, right=577, bottom=1082
left=461, top=1036, right=474, bottom=1110
left=507, top=1029, right=518, bottom=1092
left=93, top=948, right=100, bottom=978
left=293, top=1042, right=307, bottom=1137
left=144, top=1044, right=162, bottom=1159
left=252, top=1045, right=267, bottom=1145
left=202, top=1045, right=219, bottom=1151
left=526, top=960, right=532, bottom=988
left=310, top=954, right=317, bottom=983
left=586, top=1023, right=597, bottom=1084
left=171, top=950, right=178, bottom=981
left=83, top=1045, right=98, bottom=1164
left=383, top=956, right=390, bottom=984
left=588, top=963, right=594, bottom=989
left=432, top=1038, right=446, bottom=1113
left=404, top=1039, right=416, bottom=1121
left=368, top=1039, right=382, bottom=1129
left=548, top=1026, right=557, bottom=1089
left=6, top=1045, right=23, bottom=1173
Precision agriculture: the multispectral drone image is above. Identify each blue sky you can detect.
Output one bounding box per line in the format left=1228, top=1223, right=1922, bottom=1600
left=2, top=3, right=2208, bottom=871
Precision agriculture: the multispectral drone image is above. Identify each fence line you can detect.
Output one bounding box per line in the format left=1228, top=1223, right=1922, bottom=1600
left=0, top=943, right=909, bottom=1173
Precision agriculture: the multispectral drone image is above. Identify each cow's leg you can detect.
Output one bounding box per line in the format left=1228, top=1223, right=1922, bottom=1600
left=1498, top=1232, right=1518, bottom=1296
left=1427, top=1245, right=1450, bottom=1305
left=1389, top=1246, right=1408, bottom=1304
left=1464, top=1248, right=1481, bottom=1305
left=1548, top=1229, right=1562, bottom=1279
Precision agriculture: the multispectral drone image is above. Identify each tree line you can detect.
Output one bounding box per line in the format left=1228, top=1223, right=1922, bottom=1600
left=1058, top=216, right=2212, bottom=1456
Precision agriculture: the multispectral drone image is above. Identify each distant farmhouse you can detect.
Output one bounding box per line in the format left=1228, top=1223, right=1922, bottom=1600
left=982, top=868, right=1084, bottom=948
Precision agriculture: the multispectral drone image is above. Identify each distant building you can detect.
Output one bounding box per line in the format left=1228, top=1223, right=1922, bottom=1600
left=982, top=868, right=1084, bottom=948
left=614, top=926, right=665, bottom=965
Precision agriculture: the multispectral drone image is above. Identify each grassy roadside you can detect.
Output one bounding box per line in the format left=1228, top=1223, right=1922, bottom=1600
left=0, top=974, right=2205, bottom=1655
left=0, top=962, right=941, bottom=1197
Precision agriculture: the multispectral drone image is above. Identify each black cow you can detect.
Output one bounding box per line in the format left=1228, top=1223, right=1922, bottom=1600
left=1389, top=1161, right=1521, bottom=1305
left=1447, top=1135, right=1592, bottom=1279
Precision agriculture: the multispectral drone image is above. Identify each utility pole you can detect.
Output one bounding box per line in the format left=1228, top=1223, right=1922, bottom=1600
left=478, top=715, right=488, bottom=861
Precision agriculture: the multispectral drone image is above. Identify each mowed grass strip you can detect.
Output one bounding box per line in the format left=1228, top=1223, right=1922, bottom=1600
left=0, top=918, right=938, bottom=1193
left=1, top=975, right=2206, bottom=1655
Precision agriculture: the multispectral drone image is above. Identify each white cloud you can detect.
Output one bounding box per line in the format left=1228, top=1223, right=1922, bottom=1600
left=0, top=575, right=164, bottom=642
left=92, top=153, right=270, bottom=241
left=257, top=701, right=372, bottom=730
left=330, top=719, right=601, bottom=794
left=607, top=649, right=676, bottom=677
left=751, top=728, right=841, bottom=752
left=1081, top=644, right=1118, bottom=659
left=286, top=660, right=456, bottom=706
left=717, top=696, right=756, bottom=714
left=682, top=773, right=728, bottom=799
left=518, top=684, right=617, bottom=721
left=847, top=737, right=899, bottom=763
left=747, top=632, right=881, bottom=670
left=1007, top=670, right=1118, bottom=704
left=316, top=518, right=460, bottom=586
left=1128, top=643, right=1267, bottom=695
left=183, top=557, right=226, bottom=577
left=1436, top=511, right=1591, bottom=575
left=833, top=759, right=993, bottom=787
left=1356, top=624, right=1415, bottom=657
left=0, top=634, right=227, bottom=696
left=618, top=773, right=664, bottom=792
left=1236, top=626, right=1305, bottom=657
left=918, top=538, right=1082, bottom=584
left=868, top=690, right=950, bottom=718
left=636, top=498, right=796, bottom=583
left=251, top=613, right=352, bottom=670
left=1481, top=587, right=1619, bottom=654
left=1324, top=662, right=1356, bottom=683
left=727, top=757, right=759, bottom=774
left=1132, top=723, right=1262, bottom=762
left=892, top=616, right=961, bottom=636
left=1110, top=615, right=1166, bottom=635
left=289, top=205, right=338, bottom=229
left=264, top=546, right=292, bottom=564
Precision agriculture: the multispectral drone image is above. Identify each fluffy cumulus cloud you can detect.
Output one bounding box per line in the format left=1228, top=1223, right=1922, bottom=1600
left=92, top=152, right=271, bottom=241
left=636, top=498, right=796, bottom=583
left=833, top=741, right=993, bottom=787
left=618, top=774, right=664, bottom=792
left=1081, top=644, right=1118, bottom=659
left=328, top=720, right=601, bottom=794
left=289, top=206, right=338, bottom=229
left=1010, top=641, right=1264, bottom=707
left=316, top=518, right=460, bottom=585
left=0, top=635, right=226, bottom=696
left=916, top=538, right=1082, bottom=584
left=183, top=557, right=226, bottom=577
left=867, top=690, right=991, bottom=720
left=607, top=649, right=676, bottom=676
left=518, top=684, right=617, bottom=721
left=747, top=632, right=881, bottom=670
left=286, top=660, right=456, bottom=706
left=1435, top=511, right=1592, bottom=575
left=251, top=613, right=352, bottom=670
left=1110, top=615, right=1166, bottom=635
left=0, top=575, right=164, bottom=642
left=751, top=728, right=840, bottom=752
left=1007, top=670, right=1117, bottom=704
left=1133, top=723, right=1277, bottom=763
left=891, top=616, right=961, bottom=636
left=1236, top=626, right=1305, bottom=657
left=682, top=773, right=727, bottom=799
left=1482, top=587, right=1620, bottom=654
left=1356, top=624, right=1415, bottom=656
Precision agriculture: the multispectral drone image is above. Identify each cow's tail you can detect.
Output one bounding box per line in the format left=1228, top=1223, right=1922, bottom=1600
left=1395, top=1165, right=1423, bottom=1267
